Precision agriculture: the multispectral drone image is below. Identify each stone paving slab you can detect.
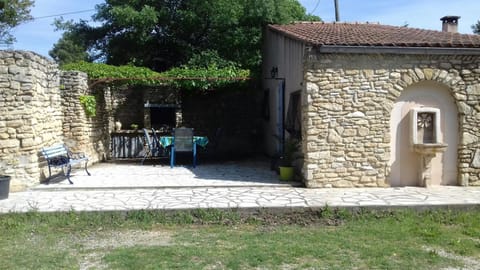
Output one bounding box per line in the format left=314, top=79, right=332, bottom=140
left=0, top=159, right=479, bottom=213
left=1, top=186, right=479, bottom=214
left=31, top=160, right=295, bottom=190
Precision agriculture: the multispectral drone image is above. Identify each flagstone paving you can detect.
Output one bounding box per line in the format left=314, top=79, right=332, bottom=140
left=0, top=160, right=479, bottom=213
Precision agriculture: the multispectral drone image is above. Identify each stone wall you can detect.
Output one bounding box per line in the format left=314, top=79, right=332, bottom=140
left=61, top=71, right=109, bottom=163
left=0, top=51, right=110, bottom=191
left=143, top=86, right=181, bottom=130
left=0, top=51, right=62, bottom=191
left=109, top=85, right=146, bottom=130
left=303, top=52, right=480, bottom=188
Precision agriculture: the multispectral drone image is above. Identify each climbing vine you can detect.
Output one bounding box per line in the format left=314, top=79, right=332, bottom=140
left=63, top=62, right=160, bottom=82
left=79, top=95, right=96, bottom=117
left=61, top=61, right=250, bottom=91
left=161, top=66, right=250, bottom=91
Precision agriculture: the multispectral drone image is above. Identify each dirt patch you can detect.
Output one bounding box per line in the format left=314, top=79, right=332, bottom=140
left=233, top=208, right=347, bottom=226
left=66, top=229, right=173, bottom=270
left=78, top=229, right=173, bottom=249
left=424, top=247, right=480, bottom=270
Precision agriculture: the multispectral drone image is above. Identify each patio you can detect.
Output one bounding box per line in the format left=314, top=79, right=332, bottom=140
left=32, top=157, right=299, bottom=190
left=2, top=156, right=480, bottom=214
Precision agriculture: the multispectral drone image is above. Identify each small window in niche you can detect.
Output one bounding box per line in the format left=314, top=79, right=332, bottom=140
left=285, top=90, right=301, bottom=139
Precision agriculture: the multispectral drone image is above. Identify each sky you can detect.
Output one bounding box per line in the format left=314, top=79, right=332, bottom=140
left=8, top=0, right=480, bottom=59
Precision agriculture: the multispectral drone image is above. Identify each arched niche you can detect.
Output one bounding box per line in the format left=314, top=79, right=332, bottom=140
left=389, top=81, right=458, bottom=186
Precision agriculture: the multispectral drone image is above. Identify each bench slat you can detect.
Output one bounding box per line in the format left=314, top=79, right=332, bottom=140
left=43, top=149, right=68, bottom=158
left=43, top=144, right=67, bottom=152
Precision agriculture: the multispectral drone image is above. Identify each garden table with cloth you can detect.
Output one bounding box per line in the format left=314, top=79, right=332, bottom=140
left=159, top=136, right=209, bottom=167
left=158, top=136, right=209, bottom=148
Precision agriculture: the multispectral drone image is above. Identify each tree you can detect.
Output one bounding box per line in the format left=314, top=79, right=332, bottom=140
left=49, top=33, right=90, bottom=66
left=49, top=19, right=90, bottom=66
left=0, top=0, right=34, bottom=45
left=52, top=0, right=320, bottom=71
left=472, top=20, right=480, bottom=34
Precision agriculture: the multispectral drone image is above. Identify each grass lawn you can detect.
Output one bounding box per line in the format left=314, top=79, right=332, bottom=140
left=0, top=208, right=479, bottom=269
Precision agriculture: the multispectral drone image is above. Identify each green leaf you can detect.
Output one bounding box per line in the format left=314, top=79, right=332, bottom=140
left=79, top=95, right=96, bottom=117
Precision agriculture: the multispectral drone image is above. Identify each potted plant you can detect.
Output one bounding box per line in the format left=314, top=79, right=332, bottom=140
left=0, top=175, right=11, bottom=200
left=130, top=123, right=139, bottom=131
left=278, top=138, right=299, bottom=181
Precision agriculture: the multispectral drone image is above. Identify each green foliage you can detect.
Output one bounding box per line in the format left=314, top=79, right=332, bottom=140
left=130, top=123, right=138, bottom=130
left=473, top=20, right=480, bottom=34
left=0, top=0, right=33, bottom=44
left=61, top=61, right=250, bottom=91
left=49, top=32, right=90, bottom=66
left=161, top=65, right=250, bottom=91
left=52, top=0, right=320, bottom=71
left=186, top=49, right=238, bottom=69
left=280, top=137, right=300, bottom=166
left=79, top=95, right=96, bottom=117
left=63, top=61, right=160, bottom=81
left=49, top=18, right=97, bottom=65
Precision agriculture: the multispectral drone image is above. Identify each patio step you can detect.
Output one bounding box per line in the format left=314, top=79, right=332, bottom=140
left=30, top=181, right=303, bottom=192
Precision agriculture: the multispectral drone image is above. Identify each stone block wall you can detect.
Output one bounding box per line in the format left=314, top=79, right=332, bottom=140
left=303, top=52, right=480, bottom=188
left=107, top=86, right=181, bottom=132
left=0, top=51, right=110, bottom=191
left=109, top=85, right=146, bottom=130
left=143, top=86, right=181, bottom=130
left=61, top=71, right=109, bottom=163
left=0, top=51, right=62, bottom=191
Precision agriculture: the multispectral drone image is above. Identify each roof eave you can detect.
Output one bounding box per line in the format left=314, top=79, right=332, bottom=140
left=312, top=45, right=480, bottom=55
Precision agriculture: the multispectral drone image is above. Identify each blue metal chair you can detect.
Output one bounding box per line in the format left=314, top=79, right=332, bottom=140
left=170, top=127, right=196, bottom=168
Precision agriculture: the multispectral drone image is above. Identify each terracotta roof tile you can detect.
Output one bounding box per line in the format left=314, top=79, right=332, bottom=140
left=268, top=22, right=480, bottom=48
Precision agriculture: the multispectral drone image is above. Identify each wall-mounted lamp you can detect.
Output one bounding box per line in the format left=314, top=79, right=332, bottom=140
left=270, top=66, right=278, bottom=79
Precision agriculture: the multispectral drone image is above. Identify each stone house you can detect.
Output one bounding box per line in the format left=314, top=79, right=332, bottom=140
left=262, top=17, right=480, bottom=188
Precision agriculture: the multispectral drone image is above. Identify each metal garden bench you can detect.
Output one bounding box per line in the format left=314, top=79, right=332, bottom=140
left=41, top=144, right=91, bottom=184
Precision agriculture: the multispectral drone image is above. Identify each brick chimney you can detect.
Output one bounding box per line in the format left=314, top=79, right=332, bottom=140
left=440, top=16, right=460, bottom=33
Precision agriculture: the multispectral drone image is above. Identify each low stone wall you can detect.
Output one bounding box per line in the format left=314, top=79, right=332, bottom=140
left=0, top=51, right=62, bottom=191
left=303, top=53, right=480, bottom=188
